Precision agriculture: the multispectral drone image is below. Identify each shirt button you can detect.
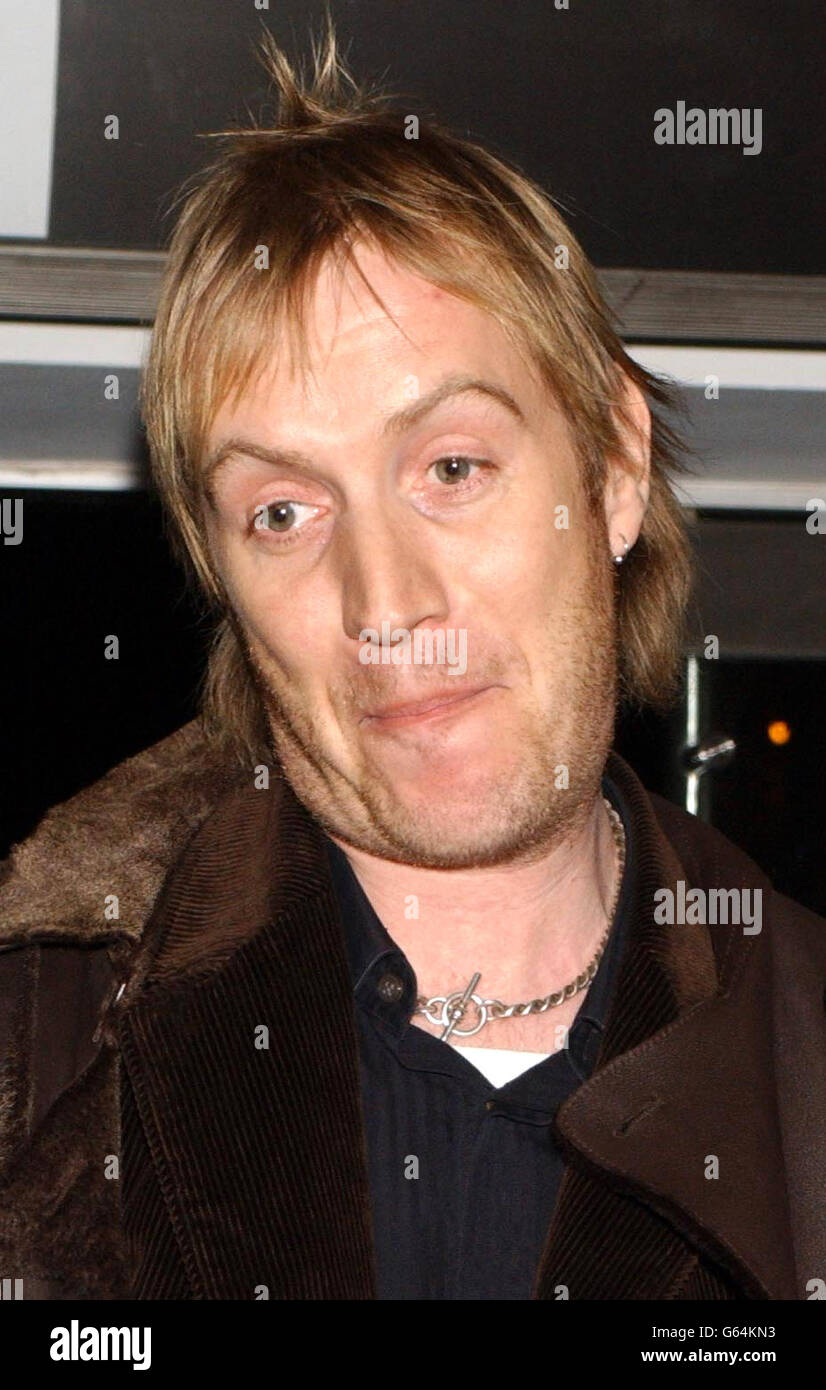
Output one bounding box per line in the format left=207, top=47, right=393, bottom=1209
left=376, top=971, right=405, bottom=1003
left=485, top=1099, right=495, bottom=1111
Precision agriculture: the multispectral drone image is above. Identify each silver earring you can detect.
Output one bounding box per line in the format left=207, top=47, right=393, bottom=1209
left=613, top=533, right=630, bottom=565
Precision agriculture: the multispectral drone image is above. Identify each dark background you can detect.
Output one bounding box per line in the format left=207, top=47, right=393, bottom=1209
left=32, top=0, right=825, bottom=272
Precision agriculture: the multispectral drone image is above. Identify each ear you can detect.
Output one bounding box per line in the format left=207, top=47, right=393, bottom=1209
left=602, top=372, right=651, bottom=561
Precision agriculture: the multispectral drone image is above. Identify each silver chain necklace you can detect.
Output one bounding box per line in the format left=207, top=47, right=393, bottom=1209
left=412, top=797, right=626, bottom=1042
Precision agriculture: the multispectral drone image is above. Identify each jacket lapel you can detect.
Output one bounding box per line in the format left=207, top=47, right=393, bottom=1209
left=535, top=754, right=797, bottom=1300
left=118, top=773, right=376, bottom=1299
left=117, top=750, right=797, bottom=1301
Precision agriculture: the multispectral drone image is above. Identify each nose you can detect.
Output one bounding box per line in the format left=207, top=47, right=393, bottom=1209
left=338, top=506, right=450, bottom=647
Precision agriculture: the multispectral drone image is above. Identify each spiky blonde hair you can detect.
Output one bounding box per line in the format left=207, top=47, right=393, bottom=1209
left=141, top=12, right=693, bottom=765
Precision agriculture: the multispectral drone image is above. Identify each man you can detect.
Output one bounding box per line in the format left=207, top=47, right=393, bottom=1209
left=1, top=24, right=825, bottom=1301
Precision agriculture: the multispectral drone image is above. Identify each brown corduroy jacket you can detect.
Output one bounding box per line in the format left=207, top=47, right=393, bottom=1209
left=1, top=718, right=825, bottom=1301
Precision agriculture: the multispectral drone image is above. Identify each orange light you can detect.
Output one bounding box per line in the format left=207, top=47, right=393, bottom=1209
left=767, top=720, right=791, bottom=746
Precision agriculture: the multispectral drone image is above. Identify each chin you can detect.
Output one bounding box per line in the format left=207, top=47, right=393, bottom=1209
left=360, top=770, right=575, bottom=870
left=368, top=813, right=557, bottom=871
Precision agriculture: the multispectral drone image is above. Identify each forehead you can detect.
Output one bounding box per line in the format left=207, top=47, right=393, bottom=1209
left=308, top=240, right=454, bottom=345
left=209, top=239, right=546, bottom=434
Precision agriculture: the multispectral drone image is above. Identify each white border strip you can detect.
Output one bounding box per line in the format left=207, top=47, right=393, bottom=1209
left=673, top=478, right=824, bottom=512
left=0, top=1, right=60, bottom=238
left=0, top=322, right=150, bottom=369
left=628, top=345, right=826, bottom=392
left=0, top=460, right=141, bottom=490
left=0, top=325, right=823, bottom=393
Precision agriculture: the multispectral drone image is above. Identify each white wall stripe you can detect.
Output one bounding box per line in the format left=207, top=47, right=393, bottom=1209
left=629, top=345, right=826, bottom=392
left=0, top=321, right=150, bottom=368
left=0, top=461, right=140, bottom=490
left=0, top=325, right=822, bottom=394
left=672, top=479, right=825, bottom=512
left=0, top=0, right=61, bottom=238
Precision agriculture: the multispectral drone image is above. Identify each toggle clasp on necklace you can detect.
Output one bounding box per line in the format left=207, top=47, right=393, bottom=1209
left=435, top=971, right=485, bottom=1040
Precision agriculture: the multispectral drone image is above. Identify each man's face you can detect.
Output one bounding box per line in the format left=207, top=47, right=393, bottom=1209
left=202, top=240, right=618, bottom=868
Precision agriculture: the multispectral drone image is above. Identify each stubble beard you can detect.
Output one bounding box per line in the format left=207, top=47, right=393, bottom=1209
left=244, top=535, right=618, bottom=870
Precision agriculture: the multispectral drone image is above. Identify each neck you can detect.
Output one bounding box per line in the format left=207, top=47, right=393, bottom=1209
left=328, top=791, right=620, bottom=1004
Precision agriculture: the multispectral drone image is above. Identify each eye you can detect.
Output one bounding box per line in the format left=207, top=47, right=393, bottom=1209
left=252, top=500, right=320, bottom=535
left=428, top=456, right=486, bottom=487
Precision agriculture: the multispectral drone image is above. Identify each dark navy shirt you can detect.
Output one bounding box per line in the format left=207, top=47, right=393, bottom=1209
left=323, top=771, right=634, bottom=1300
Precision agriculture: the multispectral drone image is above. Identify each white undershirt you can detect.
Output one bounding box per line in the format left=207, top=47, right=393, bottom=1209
left=453, top=1045, right=551, bottom=1088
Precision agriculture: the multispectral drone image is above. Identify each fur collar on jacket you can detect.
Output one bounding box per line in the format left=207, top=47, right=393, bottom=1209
left=0, top=719, right=244, bottom=954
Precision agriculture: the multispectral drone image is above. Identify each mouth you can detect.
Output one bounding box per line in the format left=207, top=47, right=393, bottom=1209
left=360, top=683, right=499, bottom=729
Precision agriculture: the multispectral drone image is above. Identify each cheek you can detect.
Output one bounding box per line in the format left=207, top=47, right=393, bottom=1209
left=457, top=457, right=584, bottom=588
left=234, top=568, right=342, bottom=687
left=204, top=521, right=290, bottom=639
left=244, top=613, right=328, bottom=691
left=205, top=507, right=342, bottom=683
left=457, top=510, right=579, bottom=622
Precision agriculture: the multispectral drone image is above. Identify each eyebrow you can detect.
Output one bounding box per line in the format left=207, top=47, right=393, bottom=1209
left=201, top=373, right=526, bottom=508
